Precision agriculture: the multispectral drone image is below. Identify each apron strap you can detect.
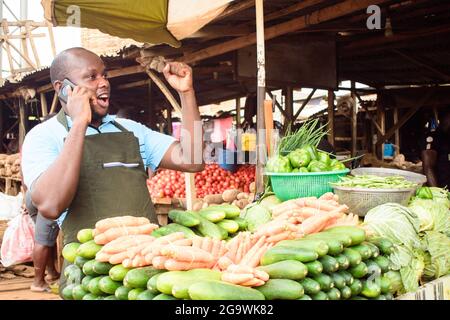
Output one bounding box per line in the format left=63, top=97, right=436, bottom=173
left=56, top=108, right=69, bottom=131
left=56, top=108, right=128, bottom=133
left=112, top=120, right=129, bottom=132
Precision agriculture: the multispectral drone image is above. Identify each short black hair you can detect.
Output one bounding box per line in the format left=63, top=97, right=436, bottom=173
left=49, top=47, right=96, bottom=84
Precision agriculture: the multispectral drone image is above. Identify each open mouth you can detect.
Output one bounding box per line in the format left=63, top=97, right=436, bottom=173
left=96, top=93, right=110, bottom=108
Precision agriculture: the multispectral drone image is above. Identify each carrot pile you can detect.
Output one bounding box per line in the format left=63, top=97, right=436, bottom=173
left=95, top=234, right=156, bottom=267
left=93, top=216, right=159, bottom=245
left=260, top=192, right=358, bottom=239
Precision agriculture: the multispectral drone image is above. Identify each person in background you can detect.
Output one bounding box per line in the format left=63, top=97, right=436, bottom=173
left=421, top=110, right=450, bottom=187
left=23, top=113, right=60, bottom=292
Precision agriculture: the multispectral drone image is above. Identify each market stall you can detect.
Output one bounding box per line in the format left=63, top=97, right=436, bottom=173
left=57, top=120, right=449, bottom=300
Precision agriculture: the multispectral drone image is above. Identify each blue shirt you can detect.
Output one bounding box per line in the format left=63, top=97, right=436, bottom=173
left=21, top=114, right=176, bottom=226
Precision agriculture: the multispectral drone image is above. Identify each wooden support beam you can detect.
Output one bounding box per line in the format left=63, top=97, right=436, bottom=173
left=294, top=89, right=316, bottom=121
left=25, top=21, right=41, bottom=68
left=215, top=0, right=254, bottom=22
left=116, top=79, right=150, bottom=90
left=1, top=21, right=15, bottom=73
left=266, top=90, right=287, bottom=118
left=391, top=49, right=450, bottom=81
left=47, top=22, right=56, bottom=57
left=284, top=87, right=294, bottom=130
left=181, top=0, right=391, bottom=64
left=236, top=97, right=241, bottom=128
left=341, top=24, right=450, bottom=57
left=18, top=98, right=26, bottom=147
left=40, top=92, right=48, bottom=117
left=37, top=83, right=53, bottom=93
left=5, top=38, right=36, bottom=69
left=327, top=90, right=334, bottom=146
left=264, top=100, right=274, bottom=156
left=255, top=0, right=267, bottom=195
left=351, top=82, right=357, bottom=157
left=263, top=0, right=323, bottom=23
left=393, top=106, right=400, bottom=152
left=49, top=91, right=58, bottom=114
left=6, top=21, right=49, bottom=27
left=376, top=89, right=435, bottom=148
left=107, top=65, right=144, bottom=78
left=166, top=107, right=172, bottom=135
left=0, top=33, right=45, bottom=39
left=185, top=172, right=196, bottom=211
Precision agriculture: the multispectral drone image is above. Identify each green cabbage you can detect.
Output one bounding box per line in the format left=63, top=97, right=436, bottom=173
left=242, top=203, right=271, bottom=232
left=422, top=231, right=450, bottom=279
left=409, top=198, right=449, bottom=233
left=400, top=251, right=425, bottom=293
left=429, top=187, right=450, bottom=208
left=363, top=203, right=421, bottom=249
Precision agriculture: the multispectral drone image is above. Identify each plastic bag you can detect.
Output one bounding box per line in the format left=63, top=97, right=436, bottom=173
left=0, top=192, right=23, bottom=220
left=0, top=212, right=35, bottom=267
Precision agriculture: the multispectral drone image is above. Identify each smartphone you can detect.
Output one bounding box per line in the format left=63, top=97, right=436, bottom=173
left=58, top=78, right=76, bottom=103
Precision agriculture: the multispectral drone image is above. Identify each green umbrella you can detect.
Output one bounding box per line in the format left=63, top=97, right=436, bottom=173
left=41, top=0, right=234, bottom=48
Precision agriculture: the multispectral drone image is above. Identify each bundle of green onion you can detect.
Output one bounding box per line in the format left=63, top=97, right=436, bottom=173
left=277, top=118, right=328, bottom=156
left=332, top=175, right=418, bottom=189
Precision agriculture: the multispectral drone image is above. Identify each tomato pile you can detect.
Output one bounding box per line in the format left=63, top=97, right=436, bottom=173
left=147, top=164, right=256, bottom=199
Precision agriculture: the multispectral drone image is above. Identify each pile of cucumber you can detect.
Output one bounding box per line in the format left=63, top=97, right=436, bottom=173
left=60, top=218, right=399, bottom=300
left=254, top=226, right=398, bottom=300
left=155, top=205, right=248, bottom=240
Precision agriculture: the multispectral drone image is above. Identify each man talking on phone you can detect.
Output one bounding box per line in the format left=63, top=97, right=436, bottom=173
left=21, top=48, right=204, bottom=293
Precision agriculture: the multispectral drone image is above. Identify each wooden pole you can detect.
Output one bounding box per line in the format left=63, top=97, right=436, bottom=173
left=18, top=98, right=26, bottom=148
left=327, top=90, right=335, bottom=147
left=46, top=21, right=56, bottom=57
left=393, top=107, right=400, bottom=154
left=284, top=87, right=294, bottom=130
left=264, top=100, right=274, bottom=156
left=40, top=92, right=48, bottom=117
left=49, top=91, right=58, bottom=114
left=255, top=0, right=267, bottom=195
left=236, top=97, right=241, bottom=128
left=351, top=82, right=357, bottom=157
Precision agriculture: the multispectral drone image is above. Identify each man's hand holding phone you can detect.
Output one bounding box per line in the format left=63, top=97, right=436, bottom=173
left=61, top=80, right=96, bottom=126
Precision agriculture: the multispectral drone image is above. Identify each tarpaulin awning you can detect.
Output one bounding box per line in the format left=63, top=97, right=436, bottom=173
left=41, top=0, right=234, bottom=48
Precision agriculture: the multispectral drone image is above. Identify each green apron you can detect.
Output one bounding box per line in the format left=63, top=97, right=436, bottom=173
left=56, top=109, right=158, bottom=296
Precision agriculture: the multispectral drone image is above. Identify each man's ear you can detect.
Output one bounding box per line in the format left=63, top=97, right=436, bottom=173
left=53, top=80, right=62, bottom=94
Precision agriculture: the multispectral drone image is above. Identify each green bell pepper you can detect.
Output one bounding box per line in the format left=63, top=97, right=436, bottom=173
left=307, top=160, right=330, bottom=172
left=292, top=168, right=300, bottom=173
left=288, top=148, right=311, bottom=168
left=317, top=151, right=332, bottom=167
left=416, top=186, right=433, bottom=200
left=299, top=167, right=309, bottom=173
left=300, top=145, right=318, bottom=161
left=329, top=159, right=346, bottom=171
left=266, top=155, right=292, bottom=173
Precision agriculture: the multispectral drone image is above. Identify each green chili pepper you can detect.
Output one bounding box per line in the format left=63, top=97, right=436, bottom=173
left=416, top=186, right=433, bottom=200
left=266, top=155, right=292, bottom=173
left=307, top=160, right=330, bottom=172
left=288, top=148, right=311, bottom=168
left=317, top=151, right=332, bottom=167
left=300, top=145, right=318, bottom=161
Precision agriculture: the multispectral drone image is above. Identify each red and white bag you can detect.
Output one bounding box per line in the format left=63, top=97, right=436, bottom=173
left=0, top=213, right=35, bottom=267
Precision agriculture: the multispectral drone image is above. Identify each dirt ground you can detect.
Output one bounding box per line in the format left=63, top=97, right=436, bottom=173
left=0, top=277, right=61, bottom=300
left=0, top=264, right=61, bottom=300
